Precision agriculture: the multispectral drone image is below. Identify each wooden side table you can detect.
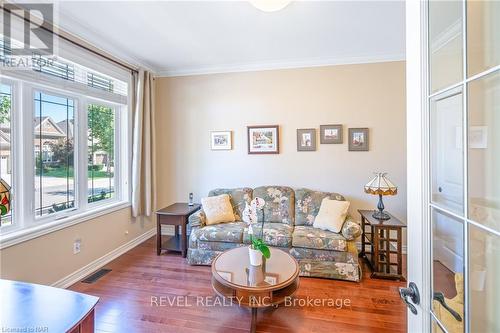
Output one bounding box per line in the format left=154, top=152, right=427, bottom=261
left=156, top=203, right=201, bottom=257
left=358, top=209, right=406, bottom=281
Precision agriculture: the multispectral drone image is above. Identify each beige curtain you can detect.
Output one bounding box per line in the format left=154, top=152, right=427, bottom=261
left=131, top=70, right=156, bottom=217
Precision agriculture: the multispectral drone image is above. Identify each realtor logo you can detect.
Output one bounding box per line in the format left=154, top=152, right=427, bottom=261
left=2, top=3, right=54, bottom=56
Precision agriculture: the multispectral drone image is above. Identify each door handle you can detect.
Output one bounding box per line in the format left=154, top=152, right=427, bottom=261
left=399, top=282, right=420, bottom=315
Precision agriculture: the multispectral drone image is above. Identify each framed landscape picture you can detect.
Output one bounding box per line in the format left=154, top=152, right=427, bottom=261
left=210, top=131, right=232, bottom=150
left=320, top=124, right=343, bottom=144
left=297, top=128, right=316, bottom=151
left=247, top=125, right=279, bottom=154
left=348, top=128, right=369, bottom=151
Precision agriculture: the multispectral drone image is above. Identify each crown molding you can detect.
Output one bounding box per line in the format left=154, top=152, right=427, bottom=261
left=156, top=53, right=406, bottom=77
left=55, top=9, right=158, bottom=73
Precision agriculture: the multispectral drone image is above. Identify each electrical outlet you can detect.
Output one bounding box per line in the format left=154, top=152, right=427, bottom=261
left=73, top=238, right=81, bottom=254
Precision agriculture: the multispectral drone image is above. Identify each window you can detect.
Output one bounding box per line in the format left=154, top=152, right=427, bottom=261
left=34, top=91, right=76, bottom=217
left=0, top=53, right=129, bottom=240
left=88, top=104, right=115, bottom=203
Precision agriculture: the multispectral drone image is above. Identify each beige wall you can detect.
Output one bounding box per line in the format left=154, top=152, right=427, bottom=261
left=155, top=61, right=407, bottom=222
left=0, top=61, right=407, bottom=286
left=0, top=208, right=154, bottom=285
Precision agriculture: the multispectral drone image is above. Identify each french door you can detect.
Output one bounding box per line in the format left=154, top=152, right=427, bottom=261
left=405, top=1, right=499, bottom=332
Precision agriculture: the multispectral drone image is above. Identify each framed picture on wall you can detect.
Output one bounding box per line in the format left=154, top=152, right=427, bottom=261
left=348, top=128, right=369, bottom=151
left=247, top=125, right=279, bottom=154
left=210, top=131, right=232, bottom=150
left=320, top=124, right=343, bottom=144
left=297, top=128, right=316, bottom=151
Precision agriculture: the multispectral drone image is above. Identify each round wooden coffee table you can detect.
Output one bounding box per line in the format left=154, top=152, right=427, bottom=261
left=211, top=246, right=300, bottom=333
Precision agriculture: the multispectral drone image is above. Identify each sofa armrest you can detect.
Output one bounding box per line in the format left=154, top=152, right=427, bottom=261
left=341, top=215, right=362, bottom=240
left=187, top=210, right=206, bottom=236
left=189, top=210, right=206, bottom=227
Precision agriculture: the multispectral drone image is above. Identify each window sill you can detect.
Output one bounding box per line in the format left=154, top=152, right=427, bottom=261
left=0, top=201, right=131, bottom=250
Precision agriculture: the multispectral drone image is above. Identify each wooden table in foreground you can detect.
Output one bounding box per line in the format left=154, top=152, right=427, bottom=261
left=156, top=202, right=201, bottom=257
left=358, top=209, right=406, bottom=281
left=211, top=247, right=300, bottom=333
left=1, top=279, right=99, bottom=333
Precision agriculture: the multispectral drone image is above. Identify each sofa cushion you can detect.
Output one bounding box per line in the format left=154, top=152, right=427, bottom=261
left=292, top=226, right=347, bottom=251
left=243, top=223, right=294, bottom=247
left=253, top=186, right=294, bottom=225
left=209, top=188, right=253, bottom=220
left=190, top=222, right=246, bottom=244
left=201, top=194, right=236, bottom=225
left=295, top=188, right=345, bottom=226
left=313, top=198, right=350, bottom=233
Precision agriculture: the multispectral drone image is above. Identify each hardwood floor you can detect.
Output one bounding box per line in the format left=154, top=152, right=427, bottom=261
left=69, top=237, right=407, bottom=333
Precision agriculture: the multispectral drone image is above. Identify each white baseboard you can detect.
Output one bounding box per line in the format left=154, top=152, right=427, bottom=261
left=356, top=241, right=407, bottom=255
left=52, top=228, right=156, bottom=289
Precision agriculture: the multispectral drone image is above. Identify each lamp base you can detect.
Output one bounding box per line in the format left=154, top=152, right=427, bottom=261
left=372, top=210, right=391, bottom=220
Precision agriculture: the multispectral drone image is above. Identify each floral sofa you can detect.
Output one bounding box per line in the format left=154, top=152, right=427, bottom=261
left=187, top=186, right=362, bottom=282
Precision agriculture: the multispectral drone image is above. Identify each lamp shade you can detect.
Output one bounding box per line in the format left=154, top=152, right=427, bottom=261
left=364, top=172, right=397, bottom=196
left=0, top=178, right=11, bottom=216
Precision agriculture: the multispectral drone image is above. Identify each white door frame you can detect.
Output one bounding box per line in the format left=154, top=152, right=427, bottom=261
left=406, top=0, right=430, bottom=331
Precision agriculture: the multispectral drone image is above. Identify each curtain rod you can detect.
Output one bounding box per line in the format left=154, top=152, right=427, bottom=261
left=1, top=4, right=139, bottom=74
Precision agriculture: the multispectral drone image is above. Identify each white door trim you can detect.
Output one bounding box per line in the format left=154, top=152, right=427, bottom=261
left=406, top=0, right=429, bottom=331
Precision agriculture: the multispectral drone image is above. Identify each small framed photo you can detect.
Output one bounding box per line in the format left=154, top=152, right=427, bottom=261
left=247, top=125, right=279, bottom=154
left=297, top=128, right=316, bottom=151
left=211, top=131, right=232, bottom=150
left=348, top=128, right=369, bottom=151
left=320, top=124, right=343, bottom=144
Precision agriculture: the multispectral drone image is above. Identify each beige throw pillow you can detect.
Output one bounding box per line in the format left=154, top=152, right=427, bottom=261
left=313, top=198, right=350, bottom=233
left=201, top=194, right=236, bottom=225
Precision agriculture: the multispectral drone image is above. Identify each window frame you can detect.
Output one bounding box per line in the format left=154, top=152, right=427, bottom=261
left=0, top=74, right=130, bottom=247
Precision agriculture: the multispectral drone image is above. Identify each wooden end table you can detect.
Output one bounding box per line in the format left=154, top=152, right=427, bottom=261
left=358, top=209, right=406, bottom=281
left=156, top=203, right=201, bottom=257
left=211, top=247, right=300, bottom=333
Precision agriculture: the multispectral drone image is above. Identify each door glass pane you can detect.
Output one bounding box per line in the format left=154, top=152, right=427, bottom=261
left=432, top=317, right=446, bottom=333
left=467, top=1, right=500, bottom=77
left=430, top=88, right=464, bottom=215
left=468, top=70, right=500, bottom=233
left=87, top=104, right=115, bottom=203
left=0, top=84, right=13, bottom=226
left=429, top=0, right=463, bottom=93
left=431, top=208, right=464, bottom=333
left=34, top=92, right=75, bottom=216
left=469, top=224, right=499, bottom=333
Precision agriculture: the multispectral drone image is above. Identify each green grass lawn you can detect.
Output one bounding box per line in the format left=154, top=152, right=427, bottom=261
left=36, top=167, right=113, bottom=178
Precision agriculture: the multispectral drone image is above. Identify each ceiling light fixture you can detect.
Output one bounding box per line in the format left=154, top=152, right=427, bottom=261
left=249, top=0, right=292, bottom=12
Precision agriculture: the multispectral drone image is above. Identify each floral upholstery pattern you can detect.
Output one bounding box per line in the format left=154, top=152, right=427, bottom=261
left=186, top=186, right=361, bottom=282
left=341, top=216, right=362, bottom=240
left=295, top=188, right=345, bottom=226
left=289, top=242, right=358, bottom=262
left=208, top=188, right=253, bottom=220
left=253, top=186, right=295, bottom=225
left=292, top=226, right=347, bottom=251
left=242, top=223, right=293, bottom=247
left=297, top=260, right=360, bottom=282
left=197, top=241, right=245, bottom=252
left=291, top=242, right=360, bottom=281
left=187, top=248, right=221, bottom=265
left=189, top=222, right=246, bottom=245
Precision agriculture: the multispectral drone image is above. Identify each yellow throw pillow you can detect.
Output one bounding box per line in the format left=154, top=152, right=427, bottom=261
left=201, top=194, right=236, bottom=225
left=313, top=198, right=350, bottom=233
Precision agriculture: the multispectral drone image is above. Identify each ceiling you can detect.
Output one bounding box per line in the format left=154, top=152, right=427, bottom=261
left=54, top=1, right=405, bottom=76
